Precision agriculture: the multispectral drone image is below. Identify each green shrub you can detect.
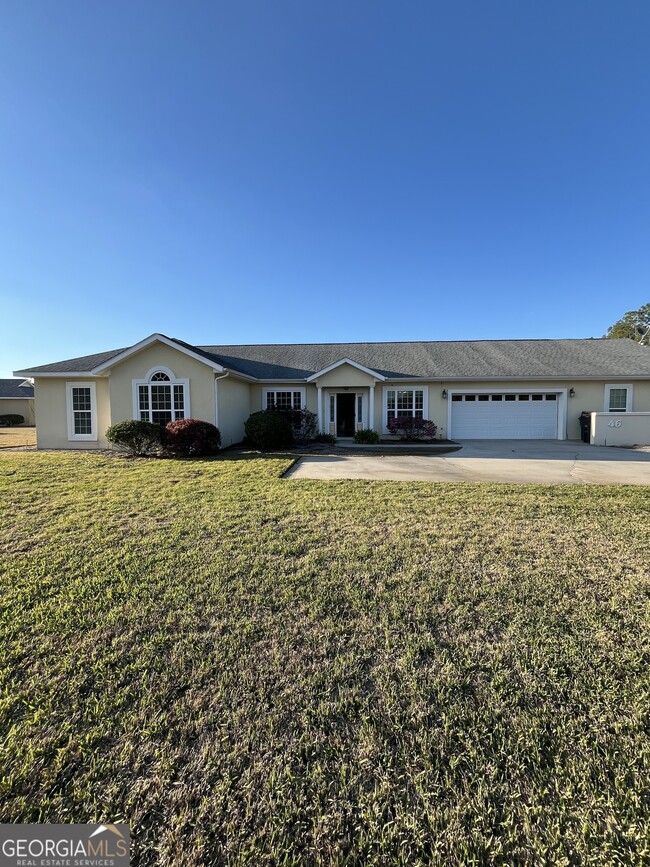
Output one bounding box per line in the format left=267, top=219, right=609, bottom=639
left=354, top=428, right=380, bottom=444
left=267, top=405, right=318, bottom=444
left=313, top=433, right=337, bottom=444
left=244, top=411, right=293, bottom=451
left=0, top=414, right=24, bottom=427
left=165, top=419, right=221, bottom=458
left=106, top=420, right=165, bottom=456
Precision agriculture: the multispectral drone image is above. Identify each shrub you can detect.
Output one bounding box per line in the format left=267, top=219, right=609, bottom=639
left=106, top=420, right=165, bottom=456
left=0, top=414, right=24, bottom=427
left=267, top=404, right=318, bottom=444
left=387, top=417, right=438, bottom=441
left=354, top=428, right=380, bottom=444
left=244, top=411, right=293, bottom=451
left=165, top=419, right=221, bottom=458
left=313, top=432, right=337, bottom=444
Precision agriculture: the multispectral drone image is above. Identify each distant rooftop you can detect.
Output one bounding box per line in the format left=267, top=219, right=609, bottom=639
left=0, top=378, right=34, bottom=398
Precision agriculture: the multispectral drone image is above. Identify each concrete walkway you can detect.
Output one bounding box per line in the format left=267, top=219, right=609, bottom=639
left=284, top=440, right=650, bottom=485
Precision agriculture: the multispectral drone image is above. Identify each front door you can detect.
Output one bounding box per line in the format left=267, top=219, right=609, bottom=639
left=336, top=393, right=356, bottom=437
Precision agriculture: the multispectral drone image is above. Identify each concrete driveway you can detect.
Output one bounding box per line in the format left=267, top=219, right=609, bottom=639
left=284, top=440, right=650, bottom=484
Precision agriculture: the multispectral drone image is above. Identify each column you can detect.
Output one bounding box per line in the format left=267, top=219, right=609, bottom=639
left=317, top=385, right=323, bottom=433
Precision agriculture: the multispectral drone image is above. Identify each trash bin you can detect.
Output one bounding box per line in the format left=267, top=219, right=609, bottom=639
left=579, top=411, right=591, bottom=443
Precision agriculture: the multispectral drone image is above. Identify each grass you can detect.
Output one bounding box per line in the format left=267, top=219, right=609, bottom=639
left=1, top=452, right=650, bottom=865
left=0, top=426, right=36, bottom=448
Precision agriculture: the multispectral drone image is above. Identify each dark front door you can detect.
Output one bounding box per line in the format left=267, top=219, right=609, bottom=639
left=336, top=393, right=356, bottom=437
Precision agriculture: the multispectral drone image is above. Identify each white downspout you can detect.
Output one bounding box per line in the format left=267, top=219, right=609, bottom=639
left=214, top=372, right=230, bottom=429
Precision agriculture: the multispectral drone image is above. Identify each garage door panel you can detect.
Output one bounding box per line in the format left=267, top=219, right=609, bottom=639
left=451, top=394, right=559, bottom=439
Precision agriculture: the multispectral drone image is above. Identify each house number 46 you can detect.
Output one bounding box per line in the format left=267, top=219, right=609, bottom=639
left=608, top=419, right=622, bottom=428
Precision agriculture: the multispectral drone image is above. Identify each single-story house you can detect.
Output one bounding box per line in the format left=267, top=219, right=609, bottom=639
left=13, top=333, right=650, bottom=449
left=0, top=379, right=35, bottom=425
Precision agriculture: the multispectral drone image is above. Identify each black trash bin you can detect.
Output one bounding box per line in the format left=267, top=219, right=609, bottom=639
left=579, top=411, right=591, bottom=443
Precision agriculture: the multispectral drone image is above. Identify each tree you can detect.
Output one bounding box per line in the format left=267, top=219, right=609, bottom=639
left=605, top=303, right=650, bottom=344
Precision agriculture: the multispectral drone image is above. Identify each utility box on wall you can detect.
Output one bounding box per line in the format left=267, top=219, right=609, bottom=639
left=590, top=412, right=650, bottom=447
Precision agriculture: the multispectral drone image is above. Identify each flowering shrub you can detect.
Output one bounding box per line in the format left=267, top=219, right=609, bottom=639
left=165, top=419, right=221, bottom=457
left=386, top=416, right=437, bottom=441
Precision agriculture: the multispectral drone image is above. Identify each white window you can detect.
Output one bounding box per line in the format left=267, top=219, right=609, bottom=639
left=262, top=388, right=306, bottom=411
left=66, top=382, right=97, bottom=441
left=604, top=384, right=633, bottom=413
left=384, top=387, right=427, bottom=428
left=133, top=367, right=189, bottom=425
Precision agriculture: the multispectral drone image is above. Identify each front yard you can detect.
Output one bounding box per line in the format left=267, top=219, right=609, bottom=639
left=0, top=426, right=36, bottom=448
left=1, top=452, right=649, bottom=865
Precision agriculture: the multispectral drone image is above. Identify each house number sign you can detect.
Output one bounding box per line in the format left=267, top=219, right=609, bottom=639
left=608, top=419, right=623, bottom=428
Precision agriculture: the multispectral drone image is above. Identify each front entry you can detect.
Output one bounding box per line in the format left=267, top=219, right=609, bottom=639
left=336, top=393, right=356, bottom=437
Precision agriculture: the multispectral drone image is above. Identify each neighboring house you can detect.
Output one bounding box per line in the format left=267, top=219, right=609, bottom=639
left=13, top=333, right=650, bottom=449
left=0, top=379, right=35, bottom=425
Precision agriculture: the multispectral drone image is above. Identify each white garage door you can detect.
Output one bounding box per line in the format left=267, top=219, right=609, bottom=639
left=450, top=393, right=559, bottom=439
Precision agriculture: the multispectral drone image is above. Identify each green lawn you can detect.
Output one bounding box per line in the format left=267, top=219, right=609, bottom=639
left=1, top=452, right=650, bottom=866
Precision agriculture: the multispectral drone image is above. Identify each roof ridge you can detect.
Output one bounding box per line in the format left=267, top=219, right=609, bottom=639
left=198, top=337, right=605, bottom=349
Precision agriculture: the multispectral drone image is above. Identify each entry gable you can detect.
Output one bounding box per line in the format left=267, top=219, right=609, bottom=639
left=306, top=357, right=386, bottom=382
left=91, top=333, right=227, bottom=375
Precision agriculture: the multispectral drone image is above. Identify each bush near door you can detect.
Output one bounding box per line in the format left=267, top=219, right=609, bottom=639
left=387, top=417, right=438, bottom=441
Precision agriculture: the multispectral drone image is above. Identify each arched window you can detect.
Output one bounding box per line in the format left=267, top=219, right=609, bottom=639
left=133, top=368, right=189, bottom=425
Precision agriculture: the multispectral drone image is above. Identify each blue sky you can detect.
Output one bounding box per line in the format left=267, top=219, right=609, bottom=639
left=1, top=1, right=649, bottom=377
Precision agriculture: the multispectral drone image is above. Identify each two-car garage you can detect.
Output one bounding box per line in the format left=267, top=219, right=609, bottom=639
left=449, top=392, right=561, bottom=439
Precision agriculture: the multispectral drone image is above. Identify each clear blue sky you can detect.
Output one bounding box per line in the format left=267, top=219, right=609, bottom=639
left=1, top=1, right=649, bottom=376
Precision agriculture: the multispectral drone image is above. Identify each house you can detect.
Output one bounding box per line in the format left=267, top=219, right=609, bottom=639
left=0, top=379, right=35, bottom=425
left=13, top=333, right=650, bottom=449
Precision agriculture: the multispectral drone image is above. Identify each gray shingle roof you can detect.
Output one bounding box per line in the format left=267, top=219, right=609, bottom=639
left=0, top=379, right=34, bottom=398
left=14, top=338, right=650, bottom=380
left=15, top=348, right=128, bottom=375
left=199, top=338, right=650, bottom=379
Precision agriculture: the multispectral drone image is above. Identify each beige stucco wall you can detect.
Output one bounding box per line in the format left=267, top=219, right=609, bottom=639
left=315, top=365, right=376, bottom=388
left=217, top=377, right=251, bottom=446
left=0, top=398, right=35, bottom=425
left=33, top=377, right=111, bottom=449
left=590, top=412, right=650, bottom=447
left=107, top=343, right=216, bottom=427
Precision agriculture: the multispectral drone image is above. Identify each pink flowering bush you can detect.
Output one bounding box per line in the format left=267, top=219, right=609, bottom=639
left=387, top=416, right=437, bottom=441
left=165, top=419, right=221, bottom=457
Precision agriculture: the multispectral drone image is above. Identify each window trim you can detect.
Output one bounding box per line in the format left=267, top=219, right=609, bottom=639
left=382, top=386, right=428, bottom=431
left=132, top=367, right=190, bottom=424
left=66, top=381, right=97, bottom=441
left=604, top=384, right=633, bottom=413
left=262, top=387, right=306, bottom=411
